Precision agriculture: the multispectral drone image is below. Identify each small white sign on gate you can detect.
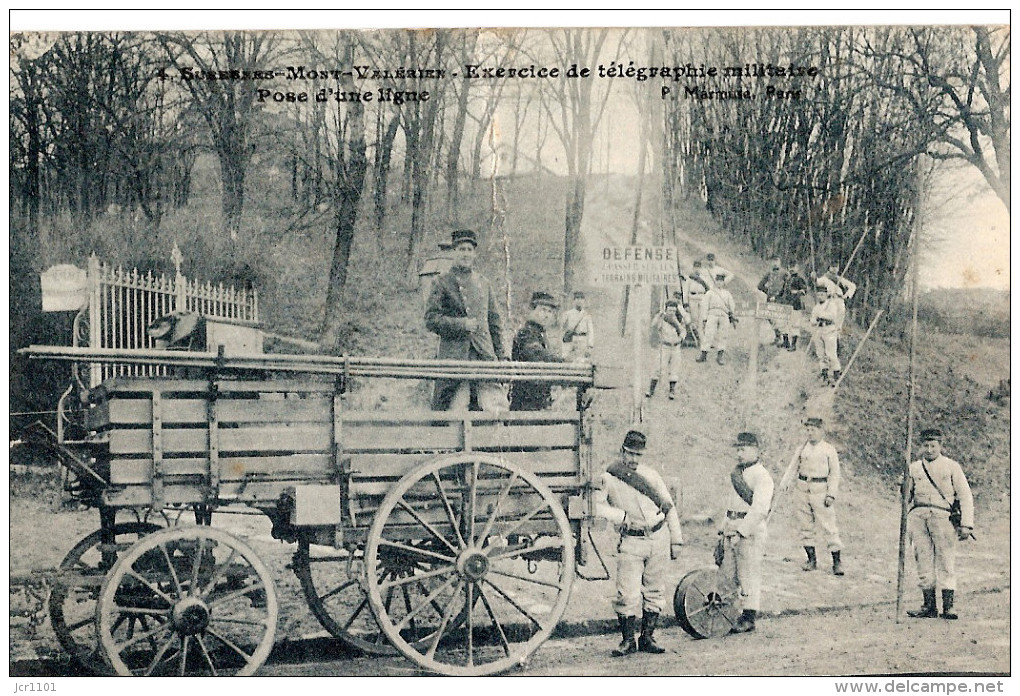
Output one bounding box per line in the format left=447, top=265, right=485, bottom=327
left=40, top=264, right=88, bottom=312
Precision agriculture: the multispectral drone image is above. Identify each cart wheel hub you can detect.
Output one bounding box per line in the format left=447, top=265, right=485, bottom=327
left=457, top=549, right=490, bottom=581
left=171, top=596, right=210, bottom=635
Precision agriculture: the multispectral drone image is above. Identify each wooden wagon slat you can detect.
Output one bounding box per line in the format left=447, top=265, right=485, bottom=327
left=88, top=396, right=333, bottom=427
left=103, top=424, right=333, bottom=454
left=346, top=450, right=579, bottom=479
left=341, top=422, right=578, bottom=452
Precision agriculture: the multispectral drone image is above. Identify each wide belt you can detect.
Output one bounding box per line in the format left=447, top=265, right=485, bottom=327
left=910, top=503, right=952, bottom=514
left=726, top=511, right=747, bottom=520
left=799, top=475, right=828, bottom=483
left=623, top=518, right=666, bottom=536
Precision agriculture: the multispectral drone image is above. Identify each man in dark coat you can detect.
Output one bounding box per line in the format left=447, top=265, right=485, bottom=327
left=509, top=291, right=565, bottom=411
left=425, top=229, right=509, bottom=410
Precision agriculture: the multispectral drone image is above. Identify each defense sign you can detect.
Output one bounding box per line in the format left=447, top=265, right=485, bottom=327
left=596, top=246, right=678, bottom=285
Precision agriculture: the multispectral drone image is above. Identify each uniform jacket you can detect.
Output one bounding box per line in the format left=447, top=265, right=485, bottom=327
left=781, top=272, right=809, bottom=310
left=509, top=320, right=564, bottom=411
left=908, top=455, right=975, bottom=528
left=425, top=266, right=505, bottom=360
left=652, top=307, right=689, bottom=345
left=595, top=460, right=683, bottom=545
left=780, top=440, right=841, bottom=498
left=758, top=269, right=790, bottom=302
left=810, top=296, right=846, bottom=329
left=721, top=461, right=774, bottom=538
left=560, top=308, right=594, bottom=348
left=701, top=286, right=736, bottom=322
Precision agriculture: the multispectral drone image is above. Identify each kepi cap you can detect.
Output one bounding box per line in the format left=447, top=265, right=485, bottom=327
left=449, top=229, right=478, bottom=248
left=804, top=417, right=824, bottom=427
left=665, top=299, right=679, bottom=308
left=733, top=432, right=759, bottom=447
left=622, top=429, right=647, bottom=454
left=530, top=291, right=559, bottom=309
left=573, top=290, right=586, bottom=299
left=920, top=428, right=943, bottom=441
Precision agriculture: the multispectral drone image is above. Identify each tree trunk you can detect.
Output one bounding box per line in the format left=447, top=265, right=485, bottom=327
left=373, top=115, right=400, bottom=231
left=562, top=175, right=586, bottom=295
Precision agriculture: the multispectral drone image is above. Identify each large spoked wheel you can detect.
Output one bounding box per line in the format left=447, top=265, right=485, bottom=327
left=672, top=567, right=741, bottom=639
left=48, top=522, right=163, bottom=674
left=96, top=526, right=278, bottom=676
left=293, top=542, right=396, bottom=655
left=365, top=454, right=575, bottom=676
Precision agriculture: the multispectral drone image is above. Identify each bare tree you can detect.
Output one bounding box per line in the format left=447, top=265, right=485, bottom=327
left=159, top=31, right=282, bottom=238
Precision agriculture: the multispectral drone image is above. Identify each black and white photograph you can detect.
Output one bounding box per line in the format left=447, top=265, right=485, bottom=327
left=8, top=10, right=1010, bottom=685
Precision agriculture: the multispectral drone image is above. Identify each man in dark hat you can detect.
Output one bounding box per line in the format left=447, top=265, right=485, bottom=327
left=778, top=263, right=809, bottom=351
left=560, top=290, right=594, bottom=363
left=758, top=257, right=791, bottom=346
left=906, top=428, right=975, bottom=619
left=809, top=282, right=846, bottom=385
left=509, top=291, right=566, bottom=411
left=719, top=431, right=774, bottom=634
left=425, top=229, right=509, bottom=411
left=778, top=417, right=844, bottom=575
left=594, top=429, right=683, bottom=657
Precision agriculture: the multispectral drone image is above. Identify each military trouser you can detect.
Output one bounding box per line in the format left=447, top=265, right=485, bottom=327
left=721, top=532, right=764, bottom=611
left=703, top=313, right=730, bottom=352
left=813, top=326, right=841, bottom=371
left=794, top=480, right=842, bottom=551
left=908, top=508, right=958, bottom=591
left=447, top=381, right=509, bottom=411
left=654, top=343, right=682, bottom=382
left=613, top=530, right=670, bottom=616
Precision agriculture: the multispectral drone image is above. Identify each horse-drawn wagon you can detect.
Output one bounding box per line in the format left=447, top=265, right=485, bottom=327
left=20, top=346, right=600, bottom=676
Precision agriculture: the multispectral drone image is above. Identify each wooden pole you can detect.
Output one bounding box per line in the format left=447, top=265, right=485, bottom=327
left=831, top=309, right=885, bottom=391
left=631, top=283, right=646, bottom=423
left=896, top=160, right=925, bottom=621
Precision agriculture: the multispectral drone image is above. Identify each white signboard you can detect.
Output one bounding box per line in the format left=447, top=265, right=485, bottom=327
left=40, top=264, right=88, bottom=312
left=596, top=246, right=678, bottom=286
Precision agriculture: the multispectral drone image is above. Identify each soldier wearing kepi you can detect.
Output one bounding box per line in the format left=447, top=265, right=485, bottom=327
left=594, top=429, right=683, bottom=656
left=560, top=290, right=594, bottom=363
left=778, top=417, right=844, bottom=576
left=647, top=299, right=688, bottom=400
left=810, top=282, right=845, bottom=385
left=509, top=291, right=566, bottom=411
left=697, top=273, right=737, bottom=365
left=719, top=431, right=774, bottom=634
left=425, top=229, right=509, bottom=411
left=906, top=428, right=975, bottom=620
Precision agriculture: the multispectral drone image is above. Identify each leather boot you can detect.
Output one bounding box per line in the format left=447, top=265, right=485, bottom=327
left=789, top=335, right=799, bottom=351
left=646, top=379, right=658, bottom=398
left=907, top=588, right=938, bottom=618
left=695, top=351, right=708, bottom=363
left=638, top=611, right=666, bottom=653
left=668, top=381, right=677, bottom=400
left=941, top=589, right=958, bottom=620
left=831, top=370, right=842, bottom=387
left=802, top=546, right=817, bottom=571
left=782, top=334, right=790, bottom=349
left=820, top=368, right=829, bottom=384
left=730, top=609, right=756, bottom=634
left=832, top=550, right=844, bottom=576
left=611, top=614, right=637, bottom=656
left=716, top=350, right=726, bottom=365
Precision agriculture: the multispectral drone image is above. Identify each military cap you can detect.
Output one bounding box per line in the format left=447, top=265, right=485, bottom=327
left=714, top=273, right=727, bottom=282
left=530, top=290, right=559, bottom=309
left=622, top=429, right=647, bottom=454
left=733, top=432, right=760, bottom=447
left=706, top=253, right=717, bottom=262
left=693, top=259, right=703, bottom=268
left=920, top=428, right=943, bottom=441
left=804, top=417, right=824, bottom=427
left=573, top=290, right=586, bottom=299
left=450, top=229, right=478, bottom=248
left=665, top=299, right=679, bottom=308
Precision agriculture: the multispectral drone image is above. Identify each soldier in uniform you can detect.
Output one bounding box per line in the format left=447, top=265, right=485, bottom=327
left=818, top=264, right=857, bottom=301
left=778, top=417, right=844, bottom=576
left=424, top=229, right=509, bottom=411
left=647, top=299, right=688, bottom=400
left=560, top=290, right=594, bottom=363
left=719, top=431, right=774, bottom=634
left=509, top=291, right=566, bottom=411
left=809, top=283, right=846, bottom=385
left=697, top=274, right=737, bottom=365
left=757, top=257, right=790, bottom=346
left=780, top=263, right=809, bottom=351
left=685, top=260, right=712, bottom=345
left=906, top=428, right=975, bottom=620
left=594, top=429, right=683, bottom=656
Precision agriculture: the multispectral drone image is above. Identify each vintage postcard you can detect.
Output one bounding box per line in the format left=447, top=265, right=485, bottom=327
left=8, top=11, right=1010, bottom=686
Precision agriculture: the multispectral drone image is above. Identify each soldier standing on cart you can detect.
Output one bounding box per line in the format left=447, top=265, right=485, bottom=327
left=594, top=429, right=683, bottom=656
left=718, top=431, right=774, bottom=634
left=425, top=229, right=509, bottom=411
